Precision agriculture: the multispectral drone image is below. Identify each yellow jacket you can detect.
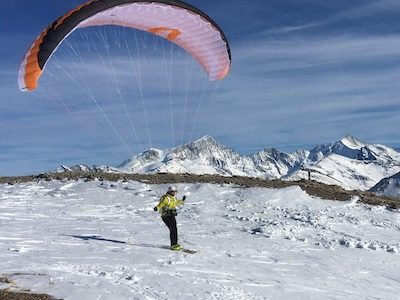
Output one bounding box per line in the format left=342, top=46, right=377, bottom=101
left=156, top=194, right=184, bottom=216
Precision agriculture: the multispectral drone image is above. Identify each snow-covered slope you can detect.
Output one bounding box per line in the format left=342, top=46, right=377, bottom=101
left=0, top=180, right=399, bottom=299
left=370, top=172, right=400, bottom=198
left=286, top=154, right=400, bottom=190
left=249, top=148, right=308, bottom=178
left=286, top=136, right=400, bottom=190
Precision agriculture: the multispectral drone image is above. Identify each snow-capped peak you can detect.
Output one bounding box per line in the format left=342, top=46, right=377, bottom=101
left=192, top=135, right=216, bottom=144
left=340, top=135, right=366, bottom=149
left=308, top=136, right=379, bottom=162
left=172, top=135, right=237, bottom=158
left=119, top=136, right=246, bottom=176
left=56, top=165, right=72, bottom=173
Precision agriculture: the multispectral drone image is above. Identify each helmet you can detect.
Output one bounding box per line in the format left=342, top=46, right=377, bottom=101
left=167, top=186, right=178, bottom=193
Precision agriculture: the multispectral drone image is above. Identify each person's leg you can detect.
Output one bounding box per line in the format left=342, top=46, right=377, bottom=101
left=162, top=216, right=175, bottom=246
left=170, top=216, right=178, bottom=246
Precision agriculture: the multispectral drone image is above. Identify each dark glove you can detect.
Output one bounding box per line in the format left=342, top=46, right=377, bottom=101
left=182, top=196, right=187, bottom=201
left=153, top=207, right=158, bottom=212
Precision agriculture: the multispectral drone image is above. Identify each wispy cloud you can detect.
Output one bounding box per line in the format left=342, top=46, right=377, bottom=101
left=262, top=0, right=400, bottom=35
left=336, top=0, right=400, bottom=19
left=264, top=22, right=324, bottom=35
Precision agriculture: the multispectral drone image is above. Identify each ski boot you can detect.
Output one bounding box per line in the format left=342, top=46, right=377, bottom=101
left=170, top=244, right=182, bottom=251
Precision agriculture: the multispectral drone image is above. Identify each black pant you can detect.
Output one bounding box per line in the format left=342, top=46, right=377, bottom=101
left=162, top=215, right=178, bottom=246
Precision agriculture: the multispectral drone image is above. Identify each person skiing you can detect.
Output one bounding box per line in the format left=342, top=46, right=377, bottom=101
left=154, top=186, right=186, bottom=250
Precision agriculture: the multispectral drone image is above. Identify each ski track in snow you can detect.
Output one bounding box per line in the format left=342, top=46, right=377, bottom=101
left=0, top=180, right=399, bottom=299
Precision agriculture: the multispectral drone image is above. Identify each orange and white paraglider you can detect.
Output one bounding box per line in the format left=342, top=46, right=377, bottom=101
left=18, top=0, right=231, bottom=92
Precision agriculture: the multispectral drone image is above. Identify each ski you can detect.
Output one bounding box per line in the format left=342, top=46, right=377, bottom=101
left=179, top=248, right=198, bottom=254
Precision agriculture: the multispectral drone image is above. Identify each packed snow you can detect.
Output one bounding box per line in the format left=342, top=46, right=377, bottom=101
left=1, top=180, right=399, bottom=299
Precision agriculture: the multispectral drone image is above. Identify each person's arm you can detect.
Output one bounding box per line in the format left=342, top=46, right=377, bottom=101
left=154, top=196, right=166, bottom=211
left=177, top=195, right=186, bottom=206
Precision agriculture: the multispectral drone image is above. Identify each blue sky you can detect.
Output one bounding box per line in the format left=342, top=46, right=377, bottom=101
left=1, top=0, right=400, bottom=175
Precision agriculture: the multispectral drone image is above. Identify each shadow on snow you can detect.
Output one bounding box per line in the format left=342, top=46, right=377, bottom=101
left=64, top=234, right=170, bottom=250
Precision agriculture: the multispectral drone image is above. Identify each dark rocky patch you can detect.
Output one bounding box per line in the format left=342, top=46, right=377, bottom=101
left=0, top=290, right=58, bottom=300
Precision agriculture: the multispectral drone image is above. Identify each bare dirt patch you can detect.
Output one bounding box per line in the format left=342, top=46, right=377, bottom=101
left=0, top=290, right=58, bottom=300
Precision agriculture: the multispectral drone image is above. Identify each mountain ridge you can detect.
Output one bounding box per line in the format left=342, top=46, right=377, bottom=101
left=369, top=172, right=400, bottom=198
left=60, top=135, right=400, bottom=192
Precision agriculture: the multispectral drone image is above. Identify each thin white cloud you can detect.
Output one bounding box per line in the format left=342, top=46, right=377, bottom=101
left=264, top=21, right=326, bottom=35
left=263, top=0, right=400, bottom=35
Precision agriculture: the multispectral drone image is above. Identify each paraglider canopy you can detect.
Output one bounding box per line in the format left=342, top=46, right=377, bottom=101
left=18, top=0, right=232, bottom=92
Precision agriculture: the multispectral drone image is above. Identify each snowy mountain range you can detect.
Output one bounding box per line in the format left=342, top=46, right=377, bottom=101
left=57, top=164, right=119, bottom=173
left=60, top=135, right=400, bottom=192
left=286, top=136, right=400, bottom=191
left=117, top=136, right=310, bottom=179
